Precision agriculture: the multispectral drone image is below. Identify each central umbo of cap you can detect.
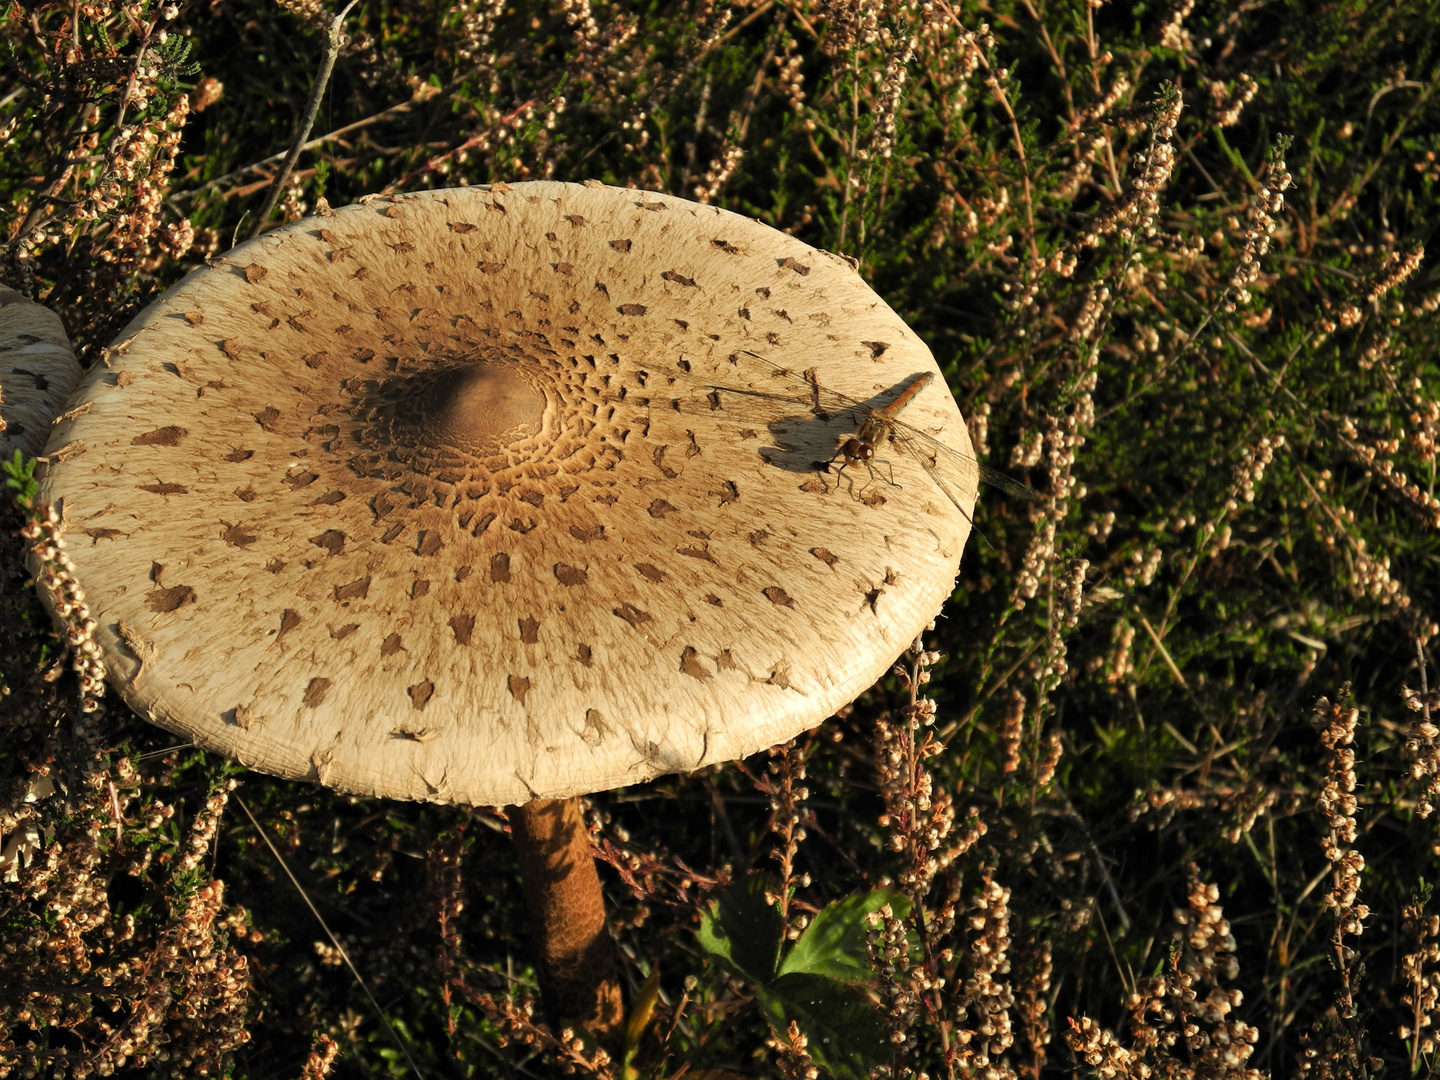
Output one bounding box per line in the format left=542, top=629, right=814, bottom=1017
left=370, top=359, right=545, bottom=455
left=38, top=182, right=980, bottom=805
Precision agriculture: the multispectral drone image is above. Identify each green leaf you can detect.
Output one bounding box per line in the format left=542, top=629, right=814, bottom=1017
left=758, top=973, right=888, bottom=1080
left=622, top=967, right=661, bottom=1079
left=779, top=888, right=911, bottom=985
left=3, top=450, right=37, bottom=510
left=698, top=881, right=905, bottom=1078
left=696, top=874, right=783, bottom=984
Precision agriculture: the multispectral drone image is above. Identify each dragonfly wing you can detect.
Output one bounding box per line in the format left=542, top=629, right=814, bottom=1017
left=673, top=354, right=871, bottom=449
left=591, top=357, right=842, bottom=425
left=888, top=429, right=979, bottom=521
left=587, top=366, right=862, bottom=472
left=703, top=384, right=844, bottom=429
left=889, top=415, right=1039, bottom=502
left=585, top=373, right=799, bottom=425
left=702, top=384, right=868, bottom=471
left=731, top=349, right=878, bottom=417
left=976, top=461, right=1043, bottom=502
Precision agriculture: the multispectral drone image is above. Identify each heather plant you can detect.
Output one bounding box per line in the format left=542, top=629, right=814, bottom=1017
left=4, top=0, right=1440, bottom=1077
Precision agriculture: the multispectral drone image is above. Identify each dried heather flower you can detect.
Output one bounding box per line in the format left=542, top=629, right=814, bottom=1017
left=298, top=1033, right=340, bottom=1079
left=1224, top=433, right=1285, bottom=515
left=1298, top=694, right=1375, bottom=1078
left=953, top=871, right=1018, bottom=1079
left=1130, top=780, right=1282, bottom=844
left=758, top=739, right=812, bottom=939
left=866, top=902, right=919, bottom=1051
left=1010, top=428, right=1043, bottom=469
left=775, top=48, right=806, bottom=114
left=1071, top=873, right=1259, bottom=1079
left=1010, top=414, right=1085, bottom=638
left=278, top=172, right=308, bottom=223
left=1068, top=74, right=1131, bottom=138
left=876, top=641, right=986, bottom=901
left=1209, top=73, right=1257, bottom=128
left=1104, top=618, right=1136, bottom=685
left=818, top=0, right=880, bottom=56
left=1364, top=245, right=1425, bottom=308
left=1066, top=1014, right=1139, bottom=1077
left=277, top=0, right=329, bottom=32
left=179, top=778, right=238, bottom=873
left=1402, top=674, right=1440, bottom=817
left=1225, top=158, right=1292, bottom=310
left=1033, top=733, right=1063, bottom=788
left=1012, top=514, right=1055, bottom=612
left=1399, top=885, right=1440, bottom=1067
left=1060, top=559, right=1089, bottom=629
left=999, top=689, right=1025, bottom=775
left=455, top=0, right=507, bottom=62
left=1015, top=936, right=1054, bottom=1077
left=766, top=1018, right=820, bottom=1079
left=0, top=757, right=252, bottom=1078
left=1158, top=0, right=1196, bottom=51
left=967, top=400, right=992, bottom=461
left=866, top=40, right=916, bottom=162
left=1075, top=87, right=1183, bottom=249
left=22, top=504, right=105, bottom=715
left=1303, top=474, right=1416, bottom=610
left=694, top=140, right=744, bottom=204
left=1071, top=284, right=1112, bottom=342
left=190, top=75, right=224, bottom=112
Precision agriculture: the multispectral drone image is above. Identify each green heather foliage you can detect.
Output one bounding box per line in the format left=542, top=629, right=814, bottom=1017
left=3, top=0, right=1440, bottom=1076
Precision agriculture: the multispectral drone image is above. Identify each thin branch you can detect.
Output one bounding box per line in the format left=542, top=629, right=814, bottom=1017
left=247, top=0, right=359, bottom=242
left=934, top=0, right=1038, bottom=260
left=381, top=96, right=538, bottom=193
left=233, top=794, right=424, bottom=1079
left=169, top=87, right=449, bottom=209
left=1319, top=67, right=1439, bottom=231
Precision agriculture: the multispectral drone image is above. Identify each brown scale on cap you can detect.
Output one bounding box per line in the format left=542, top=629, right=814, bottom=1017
left=37, top=181, right=978, bottom=807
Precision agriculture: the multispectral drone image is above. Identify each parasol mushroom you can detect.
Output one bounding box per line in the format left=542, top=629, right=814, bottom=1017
left=0, top=292, right=78, bottom=879
left=1, top=286, right=82, bottom=459
left=34, top=182, right=981, bottom=1044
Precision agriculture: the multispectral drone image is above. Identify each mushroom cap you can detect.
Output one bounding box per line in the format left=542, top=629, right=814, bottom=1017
left=37, top=182, right=977, bottom=805
left=1, top=287, right=81, bottom=458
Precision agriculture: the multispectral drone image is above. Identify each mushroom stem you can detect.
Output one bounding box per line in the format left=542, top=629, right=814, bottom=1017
left=509, top=796, right=624, bottom=1046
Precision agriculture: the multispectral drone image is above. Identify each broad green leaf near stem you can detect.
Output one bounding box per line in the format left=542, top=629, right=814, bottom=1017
left=695, top=873, right=784, bottom=984
left=778, top=888, right=913, bottom=984
left=698, top=877, right=917, bottom=1080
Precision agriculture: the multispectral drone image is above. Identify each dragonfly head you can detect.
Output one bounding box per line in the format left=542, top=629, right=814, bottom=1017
left=844, top=437, right=872, bottom=464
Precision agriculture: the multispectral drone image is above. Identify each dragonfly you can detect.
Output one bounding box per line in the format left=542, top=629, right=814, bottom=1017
left=653, top=349, right=1039, bottom=518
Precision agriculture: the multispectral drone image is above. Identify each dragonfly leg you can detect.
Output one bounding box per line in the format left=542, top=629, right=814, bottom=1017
left=828, top=453, right=903, bottom=501
left=855, top=460, right=896, bottom=500
left=872, top=456, right=900, bottom=490
left=836, top=456, right=882, bottom=500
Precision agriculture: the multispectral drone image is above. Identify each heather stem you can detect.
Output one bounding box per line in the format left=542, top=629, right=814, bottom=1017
left=248, top=0, right=358, bottom=240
